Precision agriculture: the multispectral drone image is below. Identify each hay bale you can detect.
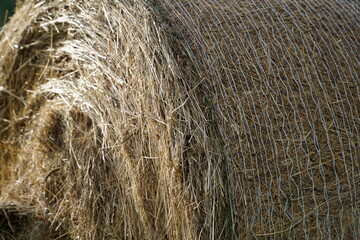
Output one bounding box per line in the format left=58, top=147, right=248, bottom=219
left=0, top=202, right=50, bottom=240
left=0, top=0, right=359, bottom=239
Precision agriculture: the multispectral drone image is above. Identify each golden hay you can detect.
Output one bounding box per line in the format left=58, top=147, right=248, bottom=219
left=0, top=0, right=359, bottom=239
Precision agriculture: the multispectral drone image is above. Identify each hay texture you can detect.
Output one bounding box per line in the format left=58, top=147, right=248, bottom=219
left=0, top=0, right=359, bottom=239
left=0, top=202, right=49, bottom=239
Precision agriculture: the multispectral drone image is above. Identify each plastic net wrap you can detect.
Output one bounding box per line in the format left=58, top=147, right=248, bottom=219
left=0, top=0, right=359, bottom=239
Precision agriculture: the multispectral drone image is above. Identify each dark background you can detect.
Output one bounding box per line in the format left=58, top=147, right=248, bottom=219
left=0, top=0, right=16, bottom=27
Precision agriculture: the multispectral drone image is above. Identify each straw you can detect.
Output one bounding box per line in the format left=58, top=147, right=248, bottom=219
left=0, top=0, right=359, bottom=239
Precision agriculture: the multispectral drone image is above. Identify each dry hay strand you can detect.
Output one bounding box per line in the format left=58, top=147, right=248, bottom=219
left=0, top=202, right=50, bottom=239
left=0, top=0, right=359, bottom=239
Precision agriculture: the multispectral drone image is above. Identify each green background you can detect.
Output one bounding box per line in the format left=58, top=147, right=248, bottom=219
left=0, top=0, right=16, bottom=27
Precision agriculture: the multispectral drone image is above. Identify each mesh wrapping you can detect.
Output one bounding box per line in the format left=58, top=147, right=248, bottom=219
left=0, top=0, right=359, bottom=239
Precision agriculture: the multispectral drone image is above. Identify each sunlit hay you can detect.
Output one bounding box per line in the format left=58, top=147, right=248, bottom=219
left=0, top=0, right=359, bottom=239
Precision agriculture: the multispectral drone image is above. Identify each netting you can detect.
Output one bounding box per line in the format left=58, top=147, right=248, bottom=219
left=154, top=0, right=360, bottom=238
left=0, top=0, right=359, bottom=239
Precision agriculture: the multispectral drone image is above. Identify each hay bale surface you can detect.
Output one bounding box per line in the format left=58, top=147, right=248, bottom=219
left=0, top=0, right=359, bottom=239
left=0, top=202, right=49, bottom=239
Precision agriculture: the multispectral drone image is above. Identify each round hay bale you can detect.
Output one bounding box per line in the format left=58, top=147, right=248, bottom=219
left=0, top=0, right=359, bottom=239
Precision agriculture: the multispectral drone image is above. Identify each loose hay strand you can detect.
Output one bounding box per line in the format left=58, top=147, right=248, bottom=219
left=0, top=0, right=359, bottom=239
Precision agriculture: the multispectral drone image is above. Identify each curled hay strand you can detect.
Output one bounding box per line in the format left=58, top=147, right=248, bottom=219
left=0, top=0, right=359, bottom=239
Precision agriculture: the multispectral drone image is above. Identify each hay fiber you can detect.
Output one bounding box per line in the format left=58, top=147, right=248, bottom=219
left=0, top=0, right=359, bottom=239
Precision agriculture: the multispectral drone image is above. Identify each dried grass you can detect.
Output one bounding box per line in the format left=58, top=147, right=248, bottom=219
left=0, top=202, right=50, bottom=240
left=0, top=0, right=359, bottom=239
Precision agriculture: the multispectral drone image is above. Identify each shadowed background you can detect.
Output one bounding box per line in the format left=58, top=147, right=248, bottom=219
left=0, top=0, right=16, bottom=27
